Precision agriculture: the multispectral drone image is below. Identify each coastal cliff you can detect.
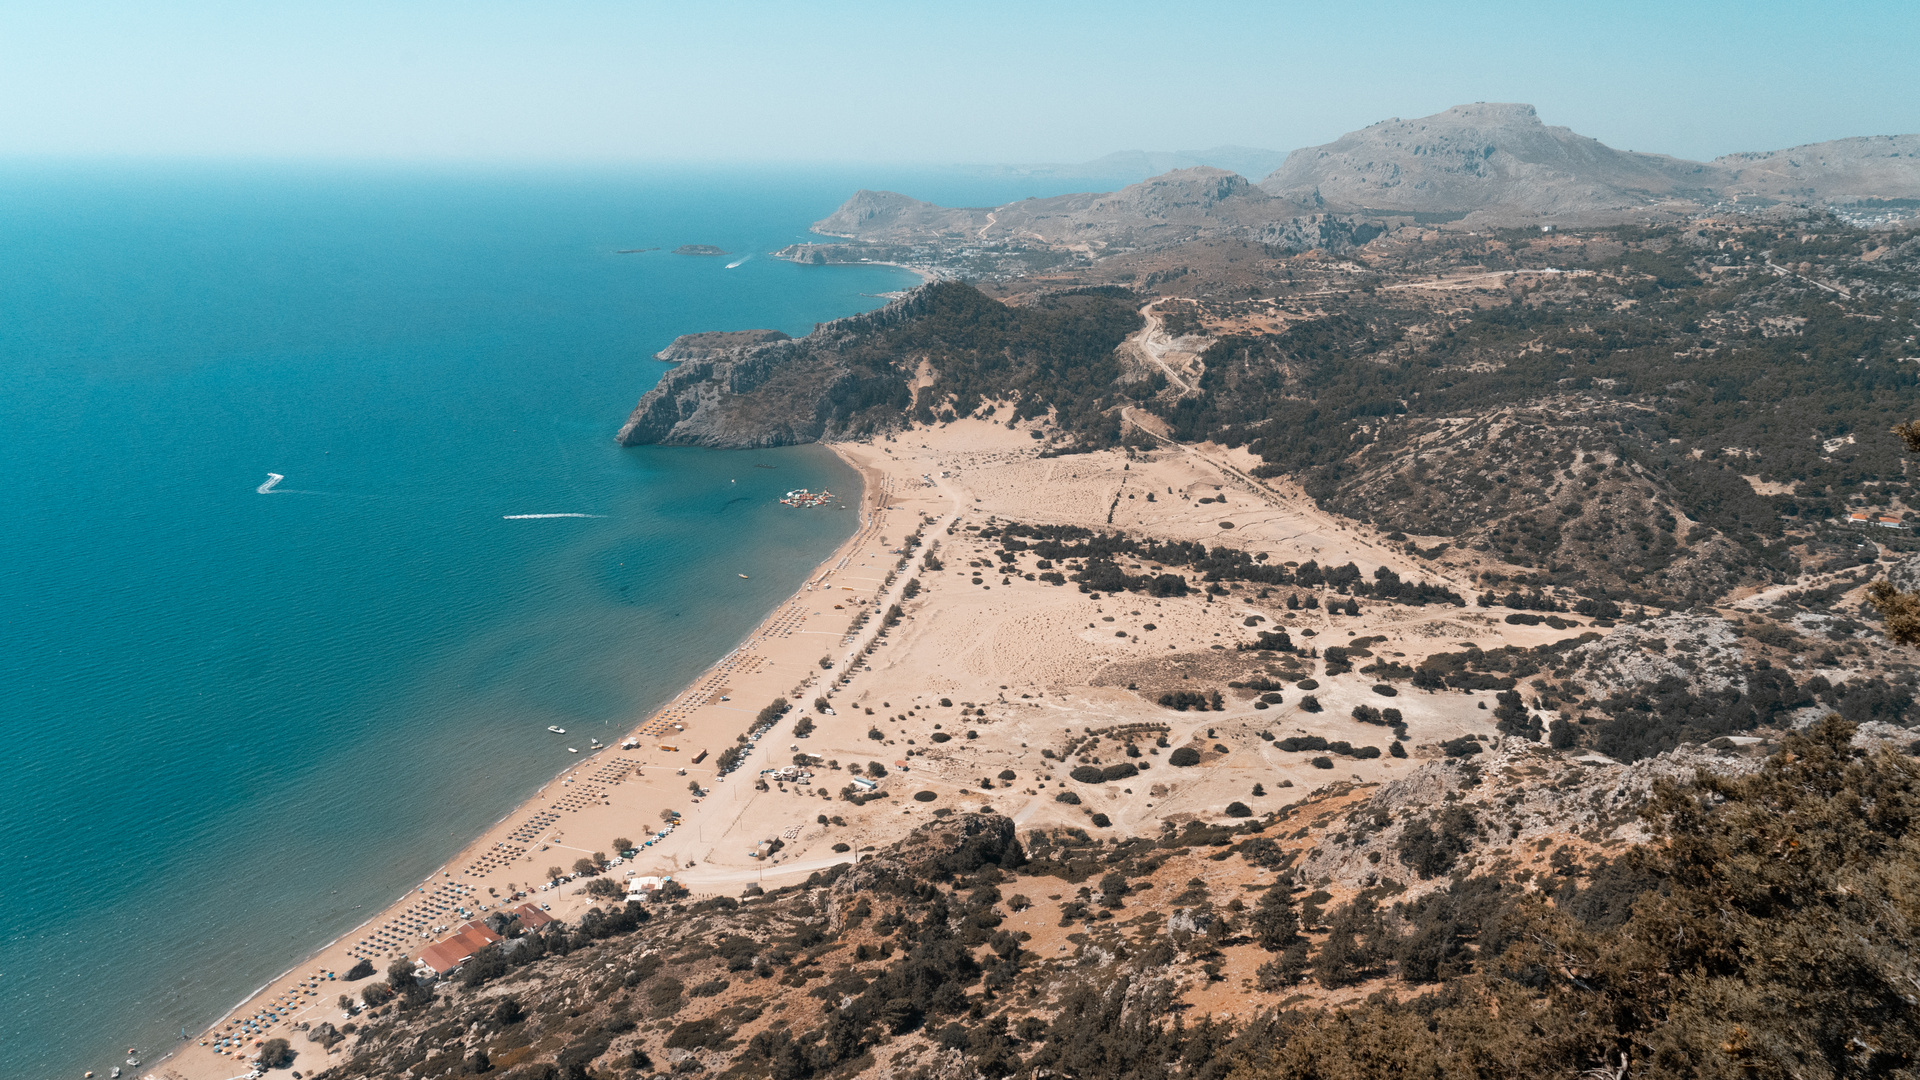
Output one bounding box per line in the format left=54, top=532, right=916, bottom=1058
left=615, top=287, right=936, bottom=448
left=615, top=281, right=1143, bottom=449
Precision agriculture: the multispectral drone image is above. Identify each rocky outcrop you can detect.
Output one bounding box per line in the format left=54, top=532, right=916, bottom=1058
left=1255, top=214, right=1388, bottom=253
left=1564, top=614, right=1749, bottom=697
left=616, top=287, right=934, bottom=448
left=1298, top=737, right=1770, bottom=894
left=653, top=328, right=790, bottom=362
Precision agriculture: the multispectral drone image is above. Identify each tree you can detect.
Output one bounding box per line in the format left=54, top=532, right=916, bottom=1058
left=546, top=865, right=565, bottom=883
left=793, top=714, right=816, bottom=738
left=611, top=836, right=632, bottom=852
left=1249, top=884, right=1300, bottom=952
left=659, top=808, right=678, bottom=822
left=1168, top=747, right=1201, bottom=766
left=385, top=958, right=418, bottom=991
left=868, top=761, right=888, bottom=777
left=257, top=1037, right=294, bottom=1069
left=572, top=857, right=598, bottom=877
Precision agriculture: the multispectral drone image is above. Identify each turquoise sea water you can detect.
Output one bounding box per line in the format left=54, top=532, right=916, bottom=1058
left=0, top=164, right=1120, bottom=1080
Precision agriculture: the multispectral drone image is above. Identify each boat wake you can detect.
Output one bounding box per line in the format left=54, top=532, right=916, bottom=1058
left=503, top=513, right=606, bottom=520
left=256, top=472, right=328, bottom=495
left=725, top=256, right=750, bottom=269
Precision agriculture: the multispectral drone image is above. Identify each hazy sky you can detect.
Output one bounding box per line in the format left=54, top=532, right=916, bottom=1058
left=3, top=0, right=1915, bottom=166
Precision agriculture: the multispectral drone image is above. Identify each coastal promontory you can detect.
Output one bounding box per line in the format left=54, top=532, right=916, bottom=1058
left=652, top=328, right=791, bottom=362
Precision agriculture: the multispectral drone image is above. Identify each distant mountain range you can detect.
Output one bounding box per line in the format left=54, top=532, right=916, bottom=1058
left=862, top=104, right=1920, bottom=243
left=1259, top=103, right=1920, bottom=218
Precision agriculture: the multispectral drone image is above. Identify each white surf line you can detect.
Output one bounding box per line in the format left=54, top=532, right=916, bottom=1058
left=502, top=513, right=606, bottom=519
left=257, top=473, right=284, bottom=494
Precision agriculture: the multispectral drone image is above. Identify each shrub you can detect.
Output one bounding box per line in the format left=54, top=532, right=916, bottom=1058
left=868, top=727, right=884, bottom=741
left=1070, top=765, right=1104, bottom=783
left=832, top=842, right=850, bottom=853
left=1168, top=746, right=1202, bottom=766
left=1296, top=678, right=1320, bottom=690
left=1300, top=695, right=1323, bottom=712
left=344, top=958, right=374, bottom=980
left=1310, top=756, right=1334, bottom=769
left=1090, top=813, right=1112, bottom=827
left=1101, top=762, right=1139, bottom=781
left=1373, top=684, right=1398, bottom=696
left=492, top=998, right=524, bottom=1025
left=1224, top=801, right=1253, bottom=817
left=1389, top=741, right=1408, bottom=758
left=913, top=790, right=937, bottom=802
left=1055, top=791, right=1082, bottom=804
left=998, top=769, right=1017, bottom=780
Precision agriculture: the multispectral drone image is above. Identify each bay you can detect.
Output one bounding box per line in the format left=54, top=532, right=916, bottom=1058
left=0, top=162, right=1105, bottom=1079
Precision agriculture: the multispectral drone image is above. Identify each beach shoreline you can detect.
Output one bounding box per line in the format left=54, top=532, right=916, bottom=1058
left=151, top=445, right=915, bottom=1080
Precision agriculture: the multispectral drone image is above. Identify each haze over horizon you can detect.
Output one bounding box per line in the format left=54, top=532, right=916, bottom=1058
left=3, top=0, right=1917, bottom=169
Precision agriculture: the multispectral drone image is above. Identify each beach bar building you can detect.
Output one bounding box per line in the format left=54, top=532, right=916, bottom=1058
left=417, top=921, right=504, bottom=976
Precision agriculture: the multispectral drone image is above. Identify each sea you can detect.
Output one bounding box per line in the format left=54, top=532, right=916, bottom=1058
left=0, top=162, right=1136, bottom=1079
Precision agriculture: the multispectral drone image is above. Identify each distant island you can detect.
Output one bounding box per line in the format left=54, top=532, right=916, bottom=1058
left=673, top=244, right=729, bottom=256
left=614, top=247, right=659, bottom=254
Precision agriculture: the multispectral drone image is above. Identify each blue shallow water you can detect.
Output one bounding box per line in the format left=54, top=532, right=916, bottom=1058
left=0, top=163, right=1101, bottom=1079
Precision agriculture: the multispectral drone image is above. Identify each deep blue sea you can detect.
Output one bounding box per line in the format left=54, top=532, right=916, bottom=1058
left=0, top=163, right=1131, bottom=1079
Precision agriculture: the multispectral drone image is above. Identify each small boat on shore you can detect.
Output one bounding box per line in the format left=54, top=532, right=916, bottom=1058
left=547, top=726, right=566, bottom=734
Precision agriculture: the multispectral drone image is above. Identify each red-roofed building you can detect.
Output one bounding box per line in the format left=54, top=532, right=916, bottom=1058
left=416, top=921, right=503, bottom=976
left=1849, top=512, right=1908, bottom=529
left=512, top=903, right=555, bottom=929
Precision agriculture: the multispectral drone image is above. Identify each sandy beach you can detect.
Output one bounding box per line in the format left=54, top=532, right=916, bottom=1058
left=151, top=417, right=1581, bottom=1080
